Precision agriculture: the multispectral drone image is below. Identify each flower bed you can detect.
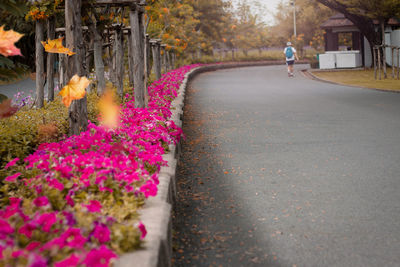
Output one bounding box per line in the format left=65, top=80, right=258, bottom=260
left=0, top=64, right=200, bottom=266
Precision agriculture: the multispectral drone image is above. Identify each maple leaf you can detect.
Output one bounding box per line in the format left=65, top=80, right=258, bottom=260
left=0, top=99, right=18, bottom=119
left=98, top=89, right=120, bottom=129
left=41, top=37, right=75, bottom=56
left=59, top=75, right=89, bottom=107
left=0, top=25, right=23, bottom=57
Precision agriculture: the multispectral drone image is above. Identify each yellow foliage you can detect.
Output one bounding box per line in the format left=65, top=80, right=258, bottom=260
left=41, top=37, right=75, bottom=56
left=59, top=75, right=89, bottom=107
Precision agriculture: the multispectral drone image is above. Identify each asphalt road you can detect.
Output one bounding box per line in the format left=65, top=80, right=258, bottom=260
left=172, top=65, right=400, bottom=267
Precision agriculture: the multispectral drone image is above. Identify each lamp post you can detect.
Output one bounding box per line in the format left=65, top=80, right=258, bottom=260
left=291, top=0, right=297, bottom=37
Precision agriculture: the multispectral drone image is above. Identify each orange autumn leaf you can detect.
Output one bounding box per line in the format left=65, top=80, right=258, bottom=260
left=0, top=99, right=18, bottom=119
left=98, top=89, right=120, bottom=129
left=59, top=75, right=89, bottom=107
left=41, top=37, right=75, bottom=56
left=0, top=25, right=23, bottom=57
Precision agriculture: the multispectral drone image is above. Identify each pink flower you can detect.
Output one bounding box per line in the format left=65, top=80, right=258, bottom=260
left=54, top=254, right=80, bottom=267
left=66, top=193, right=75, bottom=207
left=28, top=254, right=47, bottom=267
left=83, top=245, right=116, bottom=267
left=37, top=212, right=57, bottom=232
left=0, top=245, right=4, bottom=259
left=92, top=223, right=111, bottom=243
left=84, top=200, right=102, bottom=213
left=19, top=223, right=36, bottom=238
left=5, top=172, right=21, bottom=182
left=48, top=178, right=64, bottom=191
left=0, top=219, right=14, bottom=238
left=138, top=222, right=147, bottom=240
left=33, top=196, right=49, bottom=207
left=4, top=157, right=19, bottom=169
left=12, top=249, right=25, bottom=258
left=26, top=241, right=42, bottom=251
left=139, top=181, right=158, bottom=198
left=61, top=228, right=86, bottom=249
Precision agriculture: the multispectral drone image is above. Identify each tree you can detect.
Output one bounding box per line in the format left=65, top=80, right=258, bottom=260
left=316, top=0, right=400, bottom=76
left=270, top=0, right=334, bottom=47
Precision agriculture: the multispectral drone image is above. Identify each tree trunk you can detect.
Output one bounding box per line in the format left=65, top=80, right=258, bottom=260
left=89, top=23, right=106, bottom=95
left=46, top=17, right=55, bottom=102
left=115, top=27, right=124, bottom=98
left=130, top=4, right=145, bottom=108
left=35, top=20, right=45, bottom=108
left=65, top=0, right=88, bottom=135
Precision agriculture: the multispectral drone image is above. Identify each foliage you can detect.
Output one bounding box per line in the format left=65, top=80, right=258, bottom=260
left=26, top=0, right=64, bottom=21
left=270, top=0, right=334, bottom=48
left=0, top=91, right=100, bottom=170
left=0, top=65, right=197, bottom=265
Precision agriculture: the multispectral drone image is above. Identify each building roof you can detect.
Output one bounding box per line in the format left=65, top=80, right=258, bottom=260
left=321, top=13, right=400, bottom=29
left=321, top=13, right=354, bottom=29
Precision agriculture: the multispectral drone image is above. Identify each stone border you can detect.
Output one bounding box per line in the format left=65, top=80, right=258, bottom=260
left=115, top=61, right=305, bottom=267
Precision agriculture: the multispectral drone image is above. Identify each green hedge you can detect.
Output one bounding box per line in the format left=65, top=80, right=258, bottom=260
left=0, top=92, right=100, bottom=170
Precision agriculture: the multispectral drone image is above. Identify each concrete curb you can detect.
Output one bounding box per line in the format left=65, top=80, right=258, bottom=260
left=302, top=68, right=400, bottom=94
left=115, top=61, right=295, bottom=267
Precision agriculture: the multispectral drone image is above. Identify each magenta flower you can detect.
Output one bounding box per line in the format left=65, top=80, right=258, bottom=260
left=92, top=223, right=111, bottom=243
left=138, top=222, right=147, bottom=240
left=19, top=223, right=36, bottom=238
left=4, top=157, right=19, bottom=169
left=83, top=245, right=117, bottom=267
left=54, top=254, right=80, bottom=267
left=37, top=212, right=57, bottom=232
left=4, top=172, right=21, bottom=182
left=84, top=200, right=102, bottom=213
left=0, top=219, right=14, bottom=238
left=48, top=178, right=64, bottom=191
left=33, top=196, right=49, bottom=207
left=139, top=181, right=158, bottom=198
left=26, top=241, right=42, bottom=251
left=61, top=228, right=86, bottom=249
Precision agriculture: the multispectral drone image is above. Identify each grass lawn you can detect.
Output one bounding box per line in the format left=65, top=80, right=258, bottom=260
left=311, top=68, right=400, bottom=91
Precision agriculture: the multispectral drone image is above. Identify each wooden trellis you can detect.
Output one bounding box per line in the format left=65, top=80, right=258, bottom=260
left=34, top=0, right=177, bottom=134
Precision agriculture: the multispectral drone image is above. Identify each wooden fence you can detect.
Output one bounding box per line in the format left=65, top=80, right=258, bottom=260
left=373, top=44, right=400, bottom=80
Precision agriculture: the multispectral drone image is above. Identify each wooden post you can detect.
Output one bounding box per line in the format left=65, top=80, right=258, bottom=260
left=151, top=39, right=161, bottom=80
left=145, top=34, right=151, bottom=79
left=170, top=48, right=175, bottom=70
left=391, top=47, right=395, bottom=78
left=378, top=46, right=382, bottom=80
left=35, top=20, right=45, bottom=108
left=65, top=0, right=88, bottom=135
left=46, top=17, right=56, bottom=102
left=166, top=49, right=171, bottom=71
left=161, top=44, right=167, bottom=73
left=397, top=47, right=400, bottom=80
left=88, top=21, right=106, bottom=95
left=127, top=30, right=134, bottom=87
left=115, top=26, right=124, bottom=98
left=129, top=3, right=145, bottom=108
left=373, top=46, right=377, bottom=80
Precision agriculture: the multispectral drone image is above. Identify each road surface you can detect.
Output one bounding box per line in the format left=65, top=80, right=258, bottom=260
left=172, top=64, right=400, bottom=267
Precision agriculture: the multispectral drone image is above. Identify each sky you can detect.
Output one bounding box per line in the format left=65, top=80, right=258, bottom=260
left=231, top=0, right=288, bottom=25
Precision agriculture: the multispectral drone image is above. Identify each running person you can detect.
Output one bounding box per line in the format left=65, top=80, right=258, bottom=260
left=284, top=42, right=299, bottom=77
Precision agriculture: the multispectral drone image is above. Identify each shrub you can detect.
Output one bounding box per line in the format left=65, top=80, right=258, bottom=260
left=0, top=92, right=100, bottom=170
